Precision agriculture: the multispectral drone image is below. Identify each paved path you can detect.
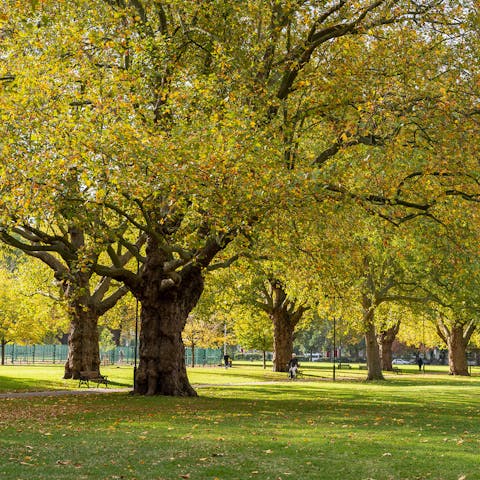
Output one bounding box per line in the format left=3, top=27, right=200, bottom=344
left=0, top=388, right=130, bottom=399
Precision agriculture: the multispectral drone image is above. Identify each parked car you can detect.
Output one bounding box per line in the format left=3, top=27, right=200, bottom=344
left=392, top=358, right=410, bottom=365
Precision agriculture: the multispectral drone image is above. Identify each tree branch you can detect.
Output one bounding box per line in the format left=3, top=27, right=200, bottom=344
left=97, top=285, right=129, bottom=315
left=207, top=254, right=240, bottom=272
left=0, top=231, right=73, bottom=274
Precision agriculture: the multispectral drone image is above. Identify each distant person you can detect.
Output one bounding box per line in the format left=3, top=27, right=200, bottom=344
left=417, top=356, right=424, bottom=371
left=288, top=353, right=299, bottom=379
left=223, top=353, right=230, bottom=369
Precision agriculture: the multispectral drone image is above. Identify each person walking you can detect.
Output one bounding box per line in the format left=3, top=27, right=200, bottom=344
left=417, top=355, right=424, bottom=371
left=223, top=353, right=230, bottom=369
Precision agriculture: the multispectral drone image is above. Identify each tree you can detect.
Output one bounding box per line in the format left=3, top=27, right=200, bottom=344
left=254, top=278, right=309, bottom=372
left=0, top=268, right=23, bottom=365
left=0, top=255, right=69, bottom=364
left=403, top=203, right=480, bottom=375
left=182, top=315, right=224, bottom=368
left=0, top=224, right=134, bottom=378
left=294, top=318, right=327, bottom=359
left=436, top=313, right=476, bottom=375
left=234, top=313, right=273, bottom=369
left=201, top=258, right=311, bottom=372
left=375, top=306, right=403, bottom=371
left=1, top=1, right=471, bottom=395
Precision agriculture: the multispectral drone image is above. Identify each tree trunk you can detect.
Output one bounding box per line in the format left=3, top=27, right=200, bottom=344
left=110, top=328, right=122, bottom=346
left=263, top=350, right=266, bottom=369
left=437, top=318, right=475, bottom=376
left=363, top=301, right=384, bottom=381
left=264, top=279, right=306, bottom=372
left=1, top=338, right=5, bottom=366
left=64, top=307, right=101, bottom=379
left=447, top=326, right=470, bottom=375
left=377, top=321, right=400, bottom=371
left=134, top=265, right=202, bottom=396
left=271, top=309, right=295, bottom=372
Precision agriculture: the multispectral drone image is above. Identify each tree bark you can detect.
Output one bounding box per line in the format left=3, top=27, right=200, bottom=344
left=1, top=338, right=5, bottom=366
left=377, top=321, right=400, bottom=371
left=63, top=306, right=101, bottom=379
left=436, top=318, right=475, bottom=376
left=363, top=296, right=384, bottom=381
left=265, top=280, right=306, bottom=372
left=272, top=308, right=295, bottom=372
left=447, top=326, right=470, bottom=375
left=133, top=264, right=202, bottom=396
left=110, top=328, right=122, bottom=346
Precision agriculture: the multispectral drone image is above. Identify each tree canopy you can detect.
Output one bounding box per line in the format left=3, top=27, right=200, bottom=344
left=1, top=1, right=480, bottom=390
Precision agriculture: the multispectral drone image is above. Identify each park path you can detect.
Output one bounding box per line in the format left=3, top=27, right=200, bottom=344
left=0, top=387, right=130, bottom=399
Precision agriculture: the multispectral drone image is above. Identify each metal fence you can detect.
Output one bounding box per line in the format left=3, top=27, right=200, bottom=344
left=1, top=344, right=223, bottom=367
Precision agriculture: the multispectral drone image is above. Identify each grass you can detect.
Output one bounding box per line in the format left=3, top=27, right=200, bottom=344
left=0, top=363, right=479, bottom=479
left=1, top=360, right=468, bottom=393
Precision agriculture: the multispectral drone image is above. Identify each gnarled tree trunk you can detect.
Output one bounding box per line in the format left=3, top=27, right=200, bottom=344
left=437, top=317, right=475, bottom=376
left=62, top=269, right=128, bottom=379
left=64, top=306, right=101, bottom=379
left=264, top=280, right=307, bottom=372
left=134, top=264, right=202, bottom=396
left=377, top=321, right=400, bottom=371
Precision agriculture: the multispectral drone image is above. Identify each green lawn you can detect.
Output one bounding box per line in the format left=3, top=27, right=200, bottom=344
left=0, top=364, right=479, bottom=479
left=0, top=361, right=466, bottom=392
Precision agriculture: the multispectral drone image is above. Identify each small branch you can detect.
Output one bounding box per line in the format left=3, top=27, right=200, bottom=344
left=21, top=290, right=62, bottom=302
left=207, top=254, right=240, bottom=272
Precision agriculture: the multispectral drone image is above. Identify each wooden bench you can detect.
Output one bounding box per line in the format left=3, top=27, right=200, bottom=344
left=358, top=364, right=368, bottom=370
left=392, top=367, right=402, bottom=374
left=78, top=371, right=108, bottom=388
left=337, top=363, right=351, bottom=369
